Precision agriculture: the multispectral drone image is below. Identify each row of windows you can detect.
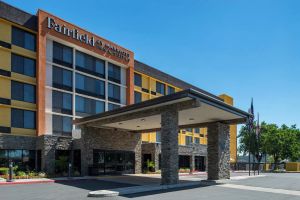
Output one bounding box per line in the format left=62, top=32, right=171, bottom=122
left=51, top=90, right=121, bottom=115
left=52, top=42, right=122, bottom=84
left=52, top=66, right=122, bottom=102
left=12, top=26, right=36, bottom=51
left=51, top=101, right=120, bottom=137
left=134, top=73, right=176, bottom=95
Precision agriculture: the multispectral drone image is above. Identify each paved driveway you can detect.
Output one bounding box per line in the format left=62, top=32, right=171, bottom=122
left=0, top=173, right=299, bottom=200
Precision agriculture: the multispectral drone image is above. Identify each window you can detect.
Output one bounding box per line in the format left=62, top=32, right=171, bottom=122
left=194, top=128, right=200, bottom=133
left=52, top=115, right=72, bottom=136
left=76, top=96, right=105, bottom=117
left=108, top=83, right=121, bottom=103
left=185, top=128, right=193, bottom=132
left=76, top=73, right=105, bottom=99
left=11, top=54, right=36, bottom=77
left=185, top=136, right=193, bottom=146
left=53, top=42, right=73, bottom=68
left=156, top=81, right=165, bottom=95
left=134, top=73, right=142, bottom=87
left=0, top=149, right=36, bottom=170
left=134, top=91, right=142, bottom=103
left=200, top=134, right=204, bottom=137
left=52, top=90, right=72, bottom=115
left=108, top=103, right=120, bottom=111
left=108, top=63, right=121, bottom=83
left=52, top=66, right=73, bottom=91
left=156, top=131, right=161, bottom=143
left=11, top=108, right=36, bottom=129
left=194, top=138, right=200, bottom=144
left=76, top=51, right=105, bottom=78
left=12, top=26, right=36, bottom=51
left=11, top=81, right=36, bottom=103
left=167, top=86, right=175, bottom=94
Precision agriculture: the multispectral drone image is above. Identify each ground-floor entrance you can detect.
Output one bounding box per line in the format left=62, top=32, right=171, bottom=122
left=90, top=150, right=135, bottom=175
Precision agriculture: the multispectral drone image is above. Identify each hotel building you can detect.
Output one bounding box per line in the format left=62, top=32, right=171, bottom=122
left=0, top=2, right=238, bottom=176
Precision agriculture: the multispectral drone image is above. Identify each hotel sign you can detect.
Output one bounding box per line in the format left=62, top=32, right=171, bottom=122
left=47, top=17, right=130, bottom=62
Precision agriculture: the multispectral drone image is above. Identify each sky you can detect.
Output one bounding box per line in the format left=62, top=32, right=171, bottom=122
left=4, top=0, right=300, bottom=128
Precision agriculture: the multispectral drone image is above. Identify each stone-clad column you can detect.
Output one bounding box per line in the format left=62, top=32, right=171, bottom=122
left=207, top=122, right=230, bottom=180
left=161, top=107, right=179, bottom=185
left=189, top=154, right=195, bottom=174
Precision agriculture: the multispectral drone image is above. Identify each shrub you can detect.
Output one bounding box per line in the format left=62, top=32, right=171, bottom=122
left=0, top=168, right=8, bottom=175
left=16, top=171, right=27, bottom=177
left=38, top=172, right=46, bottom=178
left=27, top=171, right=37, bottom=177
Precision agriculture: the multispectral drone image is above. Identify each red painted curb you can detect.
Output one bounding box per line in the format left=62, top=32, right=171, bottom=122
left=0, top=180, right=54, bottom=185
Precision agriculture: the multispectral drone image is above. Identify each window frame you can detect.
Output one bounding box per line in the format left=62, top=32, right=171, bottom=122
left=11, top=26, right=36, bottom=51
left=11, top=108, right=36, bottom=129
left=11, top=80, right=36, bottom=103
left=11, top=53, right=36, bottom=77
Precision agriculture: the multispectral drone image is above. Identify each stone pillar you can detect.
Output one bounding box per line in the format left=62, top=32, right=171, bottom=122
left=154, top=143, right=160, bottom=171
left=189, top=154, right=195, bottom=174
left=207, top=122, right=230, bottom=180
left=161, top=107, right=179, bottom=185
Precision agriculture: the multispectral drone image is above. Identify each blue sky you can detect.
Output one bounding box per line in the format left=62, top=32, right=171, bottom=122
left=5, top=0, right=300, bottom=127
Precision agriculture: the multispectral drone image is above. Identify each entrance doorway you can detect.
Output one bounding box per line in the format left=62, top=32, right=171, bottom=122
left=91, top=150, right=135, bottom=175
left=195, top=156, right=206, bottom=171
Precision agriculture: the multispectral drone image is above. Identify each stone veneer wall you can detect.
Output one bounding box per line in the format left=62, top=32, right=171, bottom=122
left=76, top=127, right=142, bottom=175
left=36, top=135, right=73, bottom=175
left=0, top=133, right=36, bottom=150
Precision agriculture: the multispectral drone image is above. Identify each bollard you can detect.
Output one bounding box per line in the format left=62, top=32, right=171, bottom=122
left=68, top=162, right=72, bottom=178
left=7, top=161, right=13, bottom=182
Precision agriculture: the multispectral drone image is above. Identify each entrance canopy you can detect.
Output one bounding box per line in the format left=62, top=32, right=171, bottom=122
left=74, top=89, right=250, bottom=131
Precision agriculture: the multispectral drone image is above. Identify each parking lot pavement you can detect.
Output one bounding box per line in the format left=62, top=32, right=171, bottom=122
left=0, top=173, right=299, bottom=200
left=228, top=173, right=300, bottom=191
left=0, top=179, right=136, bottom=200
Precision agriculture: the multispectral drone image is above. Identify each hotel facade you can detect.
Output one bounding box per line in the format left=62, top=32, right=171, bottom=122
left=0, top=2, right=239, bottom=176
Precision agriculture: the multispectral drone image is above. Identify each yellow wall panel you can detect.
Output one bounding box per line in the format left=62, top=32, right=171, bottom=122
left=0, top=20, right=11, bottom=43
left=0, top=107, right=10, bottom=127
left=11, top=128, right=36, bottom=136
left=142, top=93, right=149, bottom=101
left=142, top=76, right=149, bottom=89
left=11, top=100, right=36, bottom=110
left=11, top=72, right=36, bottom=85
left=150, top=79, right=156, bottom=92
left=0, top=78, right=11, bottom=99
left=11, top=45, right=36, bottom=59
left=0, top=49, right=11, bottom=71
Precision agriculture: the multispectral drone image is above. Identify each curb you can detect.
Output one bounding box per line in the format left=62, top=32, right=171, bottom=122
left=88, top=182, right=203, bottom=197
left=0, top=180, right=54, bottom=185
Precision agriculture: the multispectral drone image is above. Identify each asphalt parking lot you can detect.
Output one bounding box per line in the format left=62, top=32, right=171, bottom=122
left=0, top=173, right=299, bottom=200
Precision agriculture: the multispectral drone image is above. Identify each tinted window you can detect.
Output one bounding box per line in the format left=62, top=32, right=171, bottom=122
left=11, top=81, right=36, bottom=103
left=52, top=115, right=72, bottom=136
left=52, top=66, right=73, bottom=91
left=156, top=131, right=161, bottom=143
left=156, top=81, right=165, bottom=95
left=194, top=138, right=200, bottom=144
left=11, top=108, right=36, bottom=129
left=194, top=128, right=200, bottom=133
left=134, top=73, right=142, bottom=87
left=167, top=86, right=175, bottom=94
left=52, top=90, right=72, bottom=115
left=108, top=63, right=121, bottom=83
left=11, top=54, right=36, bottom=77
left=134, top=91, right=142, bottom=103
left=108, top=83, right=120, bottom=103
left=185, top=136, right=193, bottom=146
left=108, top=103, right=120, bottom=111
left=75, top=96, right=105, bottom=117
left=12, top=26, right=36, bottom=51
left=75, top=73, right=105, bottom=99
left=76, top=51, right=105, bottom=78
left=53, top=42, right=73, bottom=68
